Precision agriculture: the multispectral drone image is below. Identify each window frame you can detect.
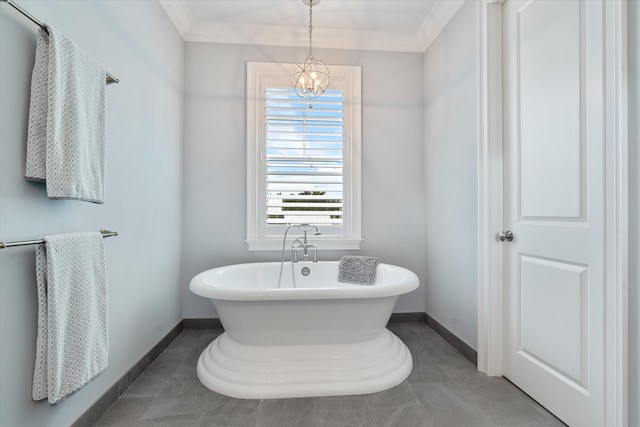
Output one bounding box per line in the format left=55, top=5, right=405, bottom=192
left=246, top=61, right=362, bottom=251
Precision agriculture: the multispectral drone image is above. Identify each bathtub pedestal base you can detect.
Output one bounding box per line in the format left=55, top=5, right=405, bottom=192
left=196, top=329, right=413, bottom=399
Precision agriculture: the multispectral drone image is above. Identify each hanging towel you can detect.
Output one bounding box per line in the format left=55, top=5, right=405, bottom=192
left=338, top=256, right=379, bottom=285
left=26, top=27, right=107, bottom=204
left=32, top=232, right=108, bottom=404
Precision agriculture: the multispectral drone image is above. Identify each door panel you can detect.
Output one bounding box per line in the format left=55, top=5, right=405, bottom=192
left=519, top=0, right=583, bottom=220
left=503, top=0, right=605, bottom=425
left=520, top=255, right=587, bottom=385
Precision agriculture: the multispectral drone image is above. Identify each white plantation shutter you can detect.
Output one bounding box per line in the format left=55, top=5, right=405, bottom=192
left=246, top=62, right=361, bottom=250
left=265, top=88, right=343, bottom=226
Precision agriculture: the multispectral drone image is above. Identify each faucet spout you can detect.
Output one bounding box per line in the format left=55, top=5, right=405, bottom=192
left=277, top=224, right=322, bottom=288
left=292, top=237, right=317, bottom=261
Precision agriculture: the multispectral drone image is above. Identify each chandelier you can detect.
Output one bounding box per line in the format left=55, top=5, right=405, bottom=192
left=292, top=0, right=330, bottom=99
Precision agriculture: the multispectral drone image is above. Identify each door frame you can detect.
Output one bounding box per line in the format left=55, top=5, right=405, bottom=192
left=475, top=0, right=629, bottom=425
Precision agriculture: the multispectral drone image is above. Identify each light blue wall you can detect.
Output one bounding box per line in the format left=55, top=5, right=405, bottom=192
left=422, top=0, right=479, bottom=349
left=182, top=43, right=427, bottom=318
left=0, top=1, right=184, bottom=425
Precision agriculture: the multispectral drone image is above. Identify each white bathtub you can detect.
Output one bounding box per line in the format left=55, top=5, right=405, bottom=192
left=189, top=260, right=419, bottom=399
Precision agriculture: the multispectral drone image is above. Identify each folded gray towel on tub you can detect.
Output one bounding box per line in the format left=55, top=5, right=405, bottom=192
left=338, top=256, right=379, bottom=285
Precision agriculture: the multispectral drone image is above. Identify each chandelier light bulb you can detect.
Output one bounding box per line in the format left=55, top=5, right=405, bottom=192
left=292, top=57, right=330, bottom=99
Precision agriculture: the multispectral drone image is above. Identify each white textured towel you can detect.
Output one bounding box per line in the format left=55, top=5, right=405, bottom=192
left=26, top=27, right=107, bottom=204
left=32, top=232, right=108, bottom=404
left=338, top=256, right=379, bottom=285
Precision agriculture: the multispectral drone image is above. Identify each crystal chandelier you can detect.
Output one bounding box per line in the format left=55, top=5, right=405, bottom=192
left=292, top=0, right=330, bottom=99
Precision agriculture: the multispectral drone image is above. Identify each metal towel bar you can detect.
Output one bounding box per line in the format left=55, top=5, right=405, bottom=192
left=0, top=0, right=119, bottom=84
left=0, top=229, right=118, bottom=249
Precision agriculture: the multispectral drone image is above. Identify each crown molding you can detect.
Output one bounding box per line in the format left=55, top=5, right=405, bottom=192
left=158, top=0, right=193, bottom=39
left=158, top=0, right=465, bottom=53
left=186, top=21, right=425, bottom=52
left=418, top=0, right=466, bottom=51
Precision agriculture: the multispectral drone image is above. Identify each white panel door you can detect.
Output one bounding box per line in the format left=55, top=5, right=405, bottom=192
left=503, top=0, right=606, bottom=425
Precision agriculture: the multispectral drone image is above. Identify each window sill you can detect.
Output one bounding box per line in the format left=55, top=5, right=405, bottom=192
left=246, top=237, right=362, bottom=252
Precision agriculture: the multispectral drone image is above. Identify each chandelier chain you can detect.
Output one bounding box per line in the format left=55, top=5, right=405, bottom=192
left=308, top=1, right=313, bottom=57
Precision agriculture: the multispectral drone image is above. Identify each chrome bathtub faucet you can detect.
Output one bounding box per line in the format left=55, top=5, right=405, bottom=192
left=291, top=233, right=318, bottom=262
left=277, top=224, right=321, bottom=288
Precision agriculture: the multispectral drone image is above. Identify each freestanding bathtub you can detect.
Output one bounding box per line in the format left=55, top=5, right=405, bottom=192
left=189, top=260, right=419, bottom=399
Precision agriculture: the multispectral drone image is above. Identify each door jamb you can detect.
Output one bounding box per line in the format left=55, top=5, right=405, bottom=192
left=476, top=0, right=505, bottom=377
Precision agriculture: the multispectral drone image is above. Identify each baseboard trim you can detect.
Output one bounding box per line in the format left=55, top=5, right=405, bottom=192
left=182, top=314, right=425, bottom=329
left=388, top=312, right=427, bottom=324
left=71, top=321, right=183, bottom=427
left=182, top=317, right=224, bottom=329
left=424, top=313, right=477, bottom=366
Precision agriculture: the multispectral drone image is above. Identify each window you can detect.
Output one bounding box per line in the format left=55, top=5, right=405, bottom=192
left=265, top=87, right=344, bottom=226
left=246, top=62, right=362, bottom=250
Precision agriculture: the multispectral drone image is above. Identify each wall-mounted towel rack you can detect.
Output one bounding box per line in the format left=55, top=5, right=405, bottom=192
left=0, top=229, right=118, bottom=249
left=0, top=0, right=119, bottom=84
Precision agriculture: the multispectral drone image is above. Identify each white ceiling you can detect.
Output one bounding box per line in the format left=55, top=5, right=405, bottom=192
left=159, top=0, right=466, bottom=52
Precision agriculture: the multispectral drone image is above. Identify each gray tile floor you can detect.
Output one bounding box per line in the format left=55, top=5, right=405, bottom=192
left=94, top=323, right=566, bottom=427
